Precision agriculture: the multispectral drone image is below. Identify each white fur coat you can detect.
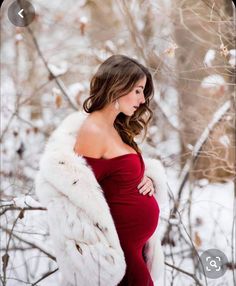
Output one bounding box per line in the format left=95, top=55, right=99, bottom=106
left=35, top=110, right=168, bottom=286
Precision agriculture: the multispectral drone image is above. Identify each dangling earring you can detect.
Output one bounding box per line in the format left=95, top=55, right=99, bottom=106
left=114, top=99, right=120, bottom=110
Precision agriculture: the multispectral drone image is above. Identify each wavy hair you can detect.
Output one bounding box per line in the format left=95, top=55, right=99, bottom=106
left=83, top=54, right=154, bottom=153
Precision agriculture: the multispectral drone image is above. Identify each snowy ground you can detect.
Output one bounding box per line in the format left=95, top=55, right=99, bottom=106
left=155, top=170, right=235, bottom=286
left=2, top=170, right=234, bottom=286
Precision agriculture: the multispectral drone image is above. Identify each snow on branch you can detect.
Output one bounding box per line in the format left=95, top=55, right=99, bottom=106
left=26, top=26, right=78, bottom=110
left=0, top=196, right=45, bottom=216
left=12, top=195, right=43, bottom=208
left=179, top=100, right=231, bottom=183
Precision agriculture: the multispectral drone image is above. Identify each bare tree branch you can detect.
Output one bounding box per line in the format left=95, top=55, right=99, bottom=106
left=26, top=26, right=78, bottom=110
left=1, top=227, right=56, bottom=261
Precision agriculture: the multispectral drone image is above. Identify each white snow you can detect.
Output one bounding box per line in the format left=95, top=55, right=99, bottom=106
left=1, top=1, right=235, bottom=285
left=68, top=82, right=85, bottom=96
left=79, top=16, right=88, bottom=24
left=48, top=61, right=68, bottom=76
left=229, top=56, right=236, bottom=68
left=229, top=49, right=236, bottom=57
left=203, top=49, right=216, bottom=67
left=12, top=195, right=43, bottom=208
left=105, top=40, right=117, bottom=53
left=201, top=74, right=226, bottom=90
left=219, top=135, right=230, bottom=147
left=15, top=33, right=23, bottom=41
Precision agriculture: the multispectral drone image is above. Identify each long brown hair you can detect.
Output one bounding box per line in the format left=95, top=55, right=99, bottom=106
left=83, top=55, right=154, bottom=153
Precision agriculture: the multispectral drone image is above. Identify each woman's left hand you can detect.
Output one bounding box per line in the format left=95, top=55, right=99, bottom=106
left=137, top=175, right=155, bottom=196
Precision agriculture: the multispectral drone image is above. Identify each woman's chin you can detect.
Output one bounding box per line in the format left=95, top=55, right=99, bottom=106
left=129, top=110, right=135, bottom=116
left=121, top=108, right=136, bottom=117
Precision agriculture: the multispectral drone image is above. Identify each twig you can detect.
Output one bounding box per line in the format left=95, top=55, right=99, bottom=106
left=163, top=100, right=231, bottom=245
left=232, top=85, right=236, bottom=284
left=0, top=113, right=15, bottom=143
left=1, top=227, right=56, bottom=261
left=26, top=26, right=77, bottom=110
left=178, top=7, right=214, bottom=46
left=0, top=206, right=46, bottom=216
left=2, top=210, right=23, bottom=286
left=31, top=268, right=58, bottom=286
left=179, top=100, right=231, bottom=193
left=165, top=261, right=203, bottom=286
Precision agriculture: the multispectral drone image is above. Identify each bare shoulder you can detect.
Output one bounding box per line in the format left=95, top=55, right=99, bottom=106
left=74, top=118, right=107, bottom=158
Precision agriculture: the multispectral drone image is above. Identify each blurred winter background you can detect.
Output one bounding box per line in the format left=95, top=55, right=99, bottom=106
left=0, top=0, right=235, bottom=285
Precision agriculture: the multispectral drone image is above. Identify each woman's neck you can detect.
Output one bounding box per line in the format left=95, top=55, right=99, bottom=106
left=89, top=105, right=120, bottom=129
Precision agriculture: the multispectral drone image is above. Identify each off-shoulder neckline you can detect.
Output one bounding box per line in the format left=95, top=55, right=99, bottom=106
left=82, top=152, right=141, bottom=161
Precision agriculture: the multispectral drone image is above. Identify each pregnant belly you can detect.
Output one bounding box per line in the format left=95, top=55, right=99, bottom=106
left=107, top=192, right=160, bottom=246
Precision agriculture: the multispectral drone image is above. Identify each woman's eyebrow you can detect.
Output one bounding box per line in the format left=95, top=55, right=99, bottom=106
left=136, top=85, right=144, bottom=89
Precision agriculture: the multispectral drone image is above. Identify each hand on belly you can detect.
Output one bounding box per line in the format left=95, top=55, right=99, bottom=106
left=137, top=175, right=155, bottom=196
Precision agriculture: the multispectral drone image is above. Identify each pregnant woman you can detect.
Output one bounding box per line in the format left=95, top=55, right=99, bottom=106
left=74, top=55, right=159, bottom=285
left=35, top=54, right=167, bottom=286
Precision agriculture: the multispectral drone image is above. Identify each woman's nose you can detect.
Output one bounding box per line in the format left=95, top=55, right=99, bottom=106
left=140, top=93, right=145, bottom=104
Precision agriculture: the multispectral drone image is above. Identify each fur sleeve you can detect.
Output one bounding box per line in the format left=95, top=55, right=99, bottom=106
left=142, top=157, right=168, bottom=283
left=37, top=150, right=123, bottom=250
left=143, top=227, right=165, bottom=283
left=35, top=150, right=127, bottom=285
left=142, top=157, right=168, bottom=206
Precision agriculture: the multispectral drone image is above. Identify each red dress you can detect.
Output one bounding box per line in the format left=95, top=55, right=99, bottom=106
left=83, top=152, right=160, bottom=286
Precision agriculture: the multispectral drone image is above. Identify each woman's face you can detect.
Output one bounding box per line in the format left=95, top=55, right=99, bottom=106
left=119, top=76, right=147, bottom=116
